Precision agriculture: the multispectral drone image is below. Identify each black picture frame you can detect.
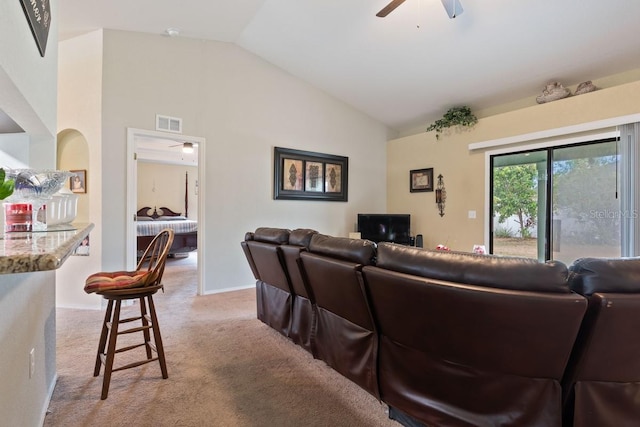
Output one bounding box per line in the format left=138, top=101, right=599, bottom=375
left=274, top=147, right=348, bottom=201
left=19, top=0, right=51, bottom=57
left=410, top=168, right=434, bottom=192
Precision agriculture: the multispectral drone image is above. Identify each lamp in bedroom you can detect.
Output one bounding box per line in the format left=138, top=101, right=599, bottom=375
left=182, top=142, right=194, bottom=153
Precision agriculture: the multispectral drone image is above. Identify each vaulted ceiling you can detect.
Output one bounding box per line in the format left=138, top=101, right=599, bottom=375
left=59, top=0, right=640, bottom=137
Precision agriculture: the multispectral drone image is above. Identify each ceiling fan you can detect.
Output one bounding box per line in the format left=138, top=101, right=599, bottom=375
left=169, top=142, right=198, bottom=153
left=376, top=0, right=463, bottom=19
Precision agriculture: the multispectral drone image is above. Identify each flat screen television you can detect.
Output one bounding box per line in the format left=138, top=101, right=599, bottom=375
left=357, top=214, right=411, bottom=245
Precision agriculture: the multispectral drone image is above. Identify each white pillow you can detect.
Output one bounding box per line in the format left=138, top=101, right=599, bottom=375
left=157, top=215, right=187, bottom=221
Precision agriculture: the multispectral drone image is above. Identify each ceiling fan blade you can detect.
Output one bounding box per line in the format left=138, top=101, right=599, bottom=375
left=376, top=0, right=407, bottom=17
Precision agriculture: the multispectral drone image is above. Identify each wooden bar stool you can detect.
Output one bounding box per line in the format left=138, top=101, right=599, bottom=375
left=84, top=229, right=174, bottom=399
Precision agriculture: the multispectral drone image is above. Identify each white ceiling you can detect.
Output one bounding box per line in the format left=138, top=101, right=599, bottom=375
left=135, top=134, right=198, bottom=166
left=0, top=108, right=23, bottom=134
left=58, top=0, right=640, bottom=136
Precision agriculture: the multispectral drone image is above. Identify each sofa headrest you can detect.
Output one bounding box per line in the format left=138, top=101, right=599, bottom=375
left=376, top=242, right=570, bottom=293
left=252, top=227, right=290, bottom=245
left=289, top=228, right=318, bottom=247
left=309, top=234, right=376, bottom=265
left=569, top=257, right=640, bottom=296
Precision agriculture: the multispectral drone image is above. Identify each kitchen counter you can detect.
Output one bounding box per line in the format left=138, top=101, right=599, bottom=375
left=0, top=223, right=94, bottom=274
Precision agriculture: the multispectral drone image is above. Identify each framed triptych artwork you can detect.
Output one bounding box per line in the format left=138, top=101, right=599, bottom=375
left=274, top=147, right=348, bottom=201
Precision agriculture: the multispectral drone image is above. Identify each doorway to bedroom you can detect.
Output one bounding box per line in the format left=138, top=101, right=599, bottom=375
left=126, top=128, right=205, bottom=295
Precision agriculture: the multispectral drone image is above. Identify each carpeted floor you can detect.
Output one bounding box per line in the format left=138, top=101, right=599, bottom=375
left=44, top=253, right=398, bottom=427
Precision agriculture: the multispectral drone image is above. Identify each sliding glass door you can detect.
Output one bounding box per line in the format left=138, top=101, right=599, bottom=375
left=551, top=142, right=620, bottom=263
left=490, top=138, right=620, bottom=263
left=491, top=151, right=547, bottom=259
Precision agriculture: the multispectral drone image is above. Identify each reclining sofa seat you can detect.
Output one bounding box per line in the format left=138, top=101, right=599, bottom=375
left=299, top=234, right=379, bottom=398
left=362, top=243, right=588, bottom=427
left=279, top=228, right=318, bottom=352
left=563, top=257, right=640, bottom=427
left=241, top=227, right=291, bottom=336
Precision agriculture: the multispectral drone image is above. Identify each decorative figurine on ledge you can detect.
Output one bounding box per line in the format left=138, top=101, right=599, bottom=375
left=536, top=82, right=571, bottom=104
left=575, top=80, right=597, bottom=95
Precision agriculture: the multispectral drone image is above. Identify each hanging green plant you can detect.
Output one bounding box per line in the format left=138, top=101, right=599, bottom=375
left=426, top=106, right=478, bottom=140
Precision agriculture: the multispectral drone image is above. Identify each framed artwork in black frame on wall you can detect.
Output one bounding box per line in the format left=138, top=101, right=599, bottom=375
left=19, top=0, right=51, bottom=57
left=410, top=168, right=434, bottom=192
left=274, top=147, right=348, bottom=201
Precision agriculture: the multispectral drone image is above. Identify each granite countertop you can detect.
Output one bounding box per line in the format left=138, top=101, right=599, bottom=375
left=0, top=223, right=94, bottom=274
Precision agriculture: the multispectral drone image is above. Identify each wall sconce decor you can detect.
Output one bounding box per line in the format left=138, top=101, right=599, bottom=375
left=435, top=174, right=446, bottom=217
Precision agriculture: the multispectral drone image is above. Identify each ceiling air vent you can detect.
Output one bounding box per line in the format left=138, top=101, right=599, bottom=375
left=155, top=114, right=182, bottom=133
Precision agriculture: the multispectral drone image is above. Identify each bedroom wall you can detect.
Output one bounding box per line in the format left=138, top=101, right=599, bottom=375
left=89, top=30, right=389, bottom=294
left=138, top=163, right=198, bottom=220
left=387, top=78, right=640, bottom=252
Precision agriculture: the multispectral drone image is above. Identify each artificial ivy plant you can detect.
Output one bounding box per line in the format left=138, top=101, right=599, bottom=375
left=426, top=106, right=478, bottom=139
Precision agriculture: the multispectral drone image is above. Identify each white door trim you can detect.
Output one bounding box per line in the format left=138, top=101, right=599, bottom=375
left=126, top=127, right=206, bottom=295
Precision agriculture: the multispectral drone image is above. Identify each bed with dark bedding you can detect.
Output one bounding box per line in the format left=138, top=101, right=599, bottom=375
left=136, top=206, right=197, bottom=257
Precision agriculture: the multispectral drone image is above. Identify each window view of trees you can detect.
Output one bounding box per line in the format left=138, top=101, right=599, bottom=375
left=493, top=164, right=538, bottom=239
left=552, top=144, right=620, bottom=262
left=491, top=139, right=621, bottom=262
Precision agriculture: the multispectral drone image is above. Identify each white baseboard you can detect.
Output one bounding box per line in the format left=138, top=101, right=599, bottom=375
left=40, top=373, right=58, bottom=426
left=201, top=283, right=255, bottom=296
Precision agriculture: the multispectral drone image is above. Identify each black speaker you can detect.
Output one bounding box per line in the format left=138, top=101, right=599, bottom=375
left=415, top=234, right=423, bottom=248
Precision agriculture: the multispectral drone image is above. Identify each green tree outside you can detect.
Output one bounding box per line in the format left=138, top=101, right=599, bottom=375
left=553, top=156, right=619, bottom=245
left=493, top=164, right=538, bottom=238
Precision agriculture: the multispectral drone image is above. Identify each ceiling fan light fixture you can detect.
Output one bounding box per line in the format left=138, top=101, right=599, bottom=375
left=165, top=27, right=181, bottom=37
left=377, top=0, right=463, bottom=19
left=182, top=142, right=194, bottom=153
left=441, top=0, right=463, bottom=19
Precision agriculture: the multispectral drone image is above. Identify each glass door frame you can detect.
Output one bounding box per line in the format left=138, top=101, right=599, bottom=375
left=484, top=131, right=620, bottom=260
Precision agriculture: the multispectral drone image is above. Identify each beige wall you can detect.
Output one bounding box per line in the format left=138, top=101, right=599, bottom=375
left=56, top=31, right=104, bottom=309
left=57, top=129, right=90, bottom=222
left=388, top=130, right=485, bottom=250
left=388, top=79, right=640, bottom=252
left=78, top=30, right=390, bottom=293
left=138, top=163, right=198, bottom=220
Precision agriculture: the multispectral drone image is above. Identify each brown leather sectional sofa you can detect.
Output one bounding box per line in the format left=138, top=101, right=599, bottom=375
left=241, top=227, right=640, bottom=427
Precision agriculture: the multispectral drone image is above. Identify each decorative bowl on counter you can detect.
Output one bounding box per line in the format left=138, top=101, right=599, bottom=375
left=5, top=169, right=76, bottom=231
left=46, top=188, right=78, bottom=226
left=6, top=169, right=74, bottom=201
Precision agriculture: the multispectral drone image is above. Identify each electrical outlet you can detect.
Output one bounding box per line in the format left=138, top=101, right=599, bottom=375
left=29, top=348, right=35, bottom=378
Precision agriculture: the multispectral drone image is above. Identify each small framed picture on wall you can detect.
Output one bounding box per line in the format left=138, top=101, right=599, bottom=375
left=70, top=170, right=87, bottom=194
left=410, top=168, right=434, bottom=192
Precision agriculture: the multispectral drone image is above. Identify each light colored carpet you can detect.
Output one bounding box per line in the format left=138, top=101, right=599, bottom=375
left=44, top=253, right=398, bottom=427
